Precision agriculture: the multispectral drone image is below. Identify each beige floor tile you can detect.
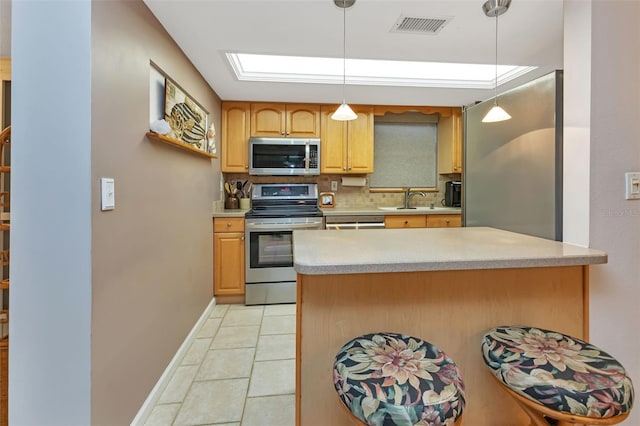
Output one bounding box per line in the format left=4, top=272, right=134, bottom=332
left=229, top=304, right=261, bottom=310
left=196, top=318, right=223, bottom=338
left=181, top=338, right=212, bottom=366
left=144, top=403, right=180, bottom=426
left=260, top=315, right=296, bottom=335
left=248, top=359, right=295, bottom=397
left=221, top=307, right=264, bottom=327
left=196, top=347, right=255, bottom=381
left=211, top=325, right=260, bottom=349
left=174, top=379, right=249, bottom=425
left=158, top=365, right=199, bottom=404
left=210, top=304, right=229, bottom=318
left=255, top=334, right=295, bottom=361
left=263, top=304, right=296, bottom=317
left=241, top=394, right=295, bottom=426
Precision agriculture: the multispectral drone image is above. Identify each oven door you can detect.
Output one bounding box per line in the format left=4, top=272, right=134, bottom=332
left=245, top=218, right=323, bottom=305
left=245, top=219, right=323, bottom=284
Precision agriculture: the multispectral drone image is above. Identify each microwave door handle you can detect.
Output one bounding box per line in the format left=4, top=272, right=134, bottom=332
left=305, top=142, right=310, bottom=173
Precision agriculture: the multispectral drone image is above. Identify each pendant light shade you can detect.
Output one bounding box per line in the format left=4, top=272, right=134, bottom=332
left=482, top=0, right=511, bottom=123
left=332, top=0, right=357, bottom=121
left=482, top=104, right=511, bottom=123
left=331, top=103, right=358, bottom=121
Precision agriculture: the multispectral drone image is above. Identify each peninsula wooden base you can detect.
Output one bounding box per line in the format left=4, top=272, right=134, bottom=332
left=295, top=266, right=588, bottom=426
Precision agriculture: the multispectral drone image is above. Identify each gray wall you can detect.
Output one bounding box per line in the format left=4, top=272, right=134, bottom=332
left=10, top=1, right=92, bottom=424
left=11, top=1, right=221, bottom=424
left=588, top=2, right=640, bottom=424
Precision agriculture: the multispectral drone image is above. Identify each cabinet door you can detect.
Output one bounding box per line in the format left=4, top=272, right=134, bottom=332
left=385, top=215, right=427, bottom=229
left=287, top=104, right=320, bottom=138
left=320, top=105, right=348, bottom=173
left=214, top=231, right=245, bottom=295
left=426, top=214, right=461, bottom=228
left=221, top=102, right=250, bottom=172
left=437, top=108, right=463, bottom=174
left=251, top=103, right=286, bottom=137
left=347, top=106, right=375, bottom=174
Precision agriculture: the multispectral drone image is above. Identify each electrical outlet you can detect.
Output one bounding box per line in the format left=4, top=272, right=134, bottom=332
left=331, top=181, right=338, bottom=191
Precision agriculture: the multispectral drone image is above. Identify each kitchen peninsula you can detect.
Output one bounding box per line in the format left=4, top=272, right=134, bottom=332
left=292, top=227, right=607, bottom=426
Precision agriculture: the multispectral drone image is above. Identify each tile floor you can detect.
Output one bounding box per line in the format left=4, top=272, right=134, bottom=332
left=144, top=303, right=297, bottom=426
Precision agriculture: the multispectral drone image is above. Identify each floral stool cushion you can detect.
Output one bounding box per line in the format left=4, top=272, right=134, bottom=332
left=333, top=332, right=465, bottom=426
left=481, top=326, right=635, bottom=419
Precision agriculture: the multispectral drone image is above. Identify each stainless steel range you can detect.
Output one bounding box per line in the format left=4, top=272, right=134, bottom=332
left=244, top=183, right=323, bottom=305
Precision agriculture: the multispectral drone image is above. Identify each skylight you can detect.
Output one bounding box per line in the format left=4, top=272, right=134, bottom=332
left=226, top=53, right=536, bottom=89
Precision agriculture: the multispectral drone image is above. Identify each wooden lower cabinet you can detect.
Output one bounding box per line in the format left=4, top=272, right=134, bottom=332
left=385, top=214, right=461, bottom=229
left=426, top=214, right=461, bottom=228
left=213, top=218, right=245, bottom=296
left=385, top=215, right=426, bottom=228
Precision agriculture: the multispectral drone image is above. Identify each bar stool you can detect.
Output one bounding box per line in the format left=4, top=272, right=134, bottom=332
left=481, top=325, right=635, bottom=426
left=333, top=332, right=465, bottom=425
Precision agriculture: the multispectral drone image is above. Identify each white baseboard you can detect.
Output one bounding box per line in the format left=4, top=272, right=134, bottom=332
left=130, top=297, right=217, bottom=426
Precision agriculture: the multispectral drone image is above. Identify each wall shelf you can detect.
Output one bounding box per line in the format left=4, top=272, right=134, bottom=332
left=146, top=132, right=217, bottom=159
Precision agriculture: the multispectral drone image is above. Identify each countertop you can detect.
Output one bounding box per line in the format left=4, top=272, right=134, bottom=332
left=212, top=209, right=247, bottom=218
left=321, top=206, right=461, bottom=216
left=293, top=226, right=607, bottom=275
left=212, top=206, right=462, bottom=218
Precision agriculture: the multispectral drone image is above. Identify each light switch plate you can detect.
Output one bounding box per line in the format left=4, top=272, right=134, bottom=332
left=625, top=172, right=640, bottom=200
left=101, top=177, right=115, bottom=210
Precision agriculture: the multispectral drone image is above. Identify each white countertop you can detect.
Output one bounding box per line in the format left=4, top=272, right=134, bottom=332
left=212, top=206, right=461, bottom=218
left=293, top=227, right=607, bottom=275
left=321, top=206, right=461, bottom=216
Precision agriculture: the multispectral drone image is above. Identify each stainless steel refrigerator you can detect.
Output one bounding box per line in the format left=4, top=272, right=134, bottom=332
left=463, top=71, right=563, bottom=241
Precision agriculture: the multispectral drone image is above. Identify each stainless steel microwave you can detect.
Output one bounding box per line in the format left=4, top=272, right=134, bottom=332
left=249, top=137, right=320, bottom=176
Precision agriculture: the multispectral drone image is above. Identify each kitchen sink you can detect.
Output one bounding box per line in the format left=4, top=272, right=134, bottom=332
left=377, top=206, right=454, bottom=211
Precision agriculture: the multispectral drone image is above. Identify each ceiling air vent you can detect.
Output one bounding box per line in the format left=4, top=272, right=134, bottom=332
left=391, top=15, right=452, bottom=35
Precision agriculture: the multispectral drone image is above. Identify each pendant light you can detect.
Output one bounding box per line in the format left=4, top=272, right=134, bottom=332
left=331, top=0, right=357, bottom=121
left=482, top=0, right=511, bottom=123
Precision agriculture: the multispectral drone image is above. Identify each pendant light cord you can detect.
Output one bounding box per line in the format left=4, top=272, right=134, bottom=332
left=342, top=0, right=347, bottom=104
left=494, top=12, right=499, bottom=106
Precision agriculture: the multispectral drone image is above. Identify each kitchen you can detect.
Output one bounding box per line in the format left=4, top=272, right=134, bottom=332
left=3, top=1, right=639, bottom=426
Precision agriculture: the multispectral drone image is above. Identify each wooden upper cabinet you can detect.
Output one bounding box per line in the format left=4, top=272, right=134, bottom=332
left=221, top=102, right=250, bottom=172
left=437, top=107, right=463, bottom=174
left=320, top=105, right=374, bottom=174
left=250, top=103, right=320, bottom=138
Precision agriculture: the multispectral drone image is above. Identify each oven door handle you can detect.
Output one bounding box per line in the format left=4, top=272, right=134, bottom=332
left=326, top=223, right=385, bottom=230
left=246, top=222, right=323, bottom=230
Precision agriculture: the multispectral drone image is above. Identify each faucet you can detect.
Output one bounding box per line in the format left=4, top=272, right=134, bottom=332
left=404, top=188, right=426, bottom=209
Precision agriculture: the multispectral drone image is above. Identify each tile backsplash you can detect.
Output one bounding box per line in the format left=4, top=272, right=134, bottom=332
left=223, top=173, right=460, bottom=209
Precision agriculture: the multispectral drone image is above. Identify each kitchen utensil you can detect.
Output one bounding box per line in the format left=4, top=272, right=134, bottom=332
left=224, top=182, right=231, bottom=195
left=236, top=181, right=243, bottom=197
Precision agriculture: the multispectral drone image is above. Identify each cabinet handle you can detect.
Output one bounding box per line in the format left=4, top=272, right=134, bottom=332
left=241, top=236, right=245, bottom=241
left=281, top=131, right=285, bottom=135
left=226, top=222, right=232, bottom=228
left=286, top=132, right=290, bottom=136
left=404, top=220, right=409, bottom=225
left=445, top=220, right=450, bottom=224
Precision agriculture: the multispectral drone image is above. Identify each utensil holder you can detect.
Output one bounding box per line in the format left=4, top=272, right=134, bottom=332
left=225, top=196, right=239, bottom=210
